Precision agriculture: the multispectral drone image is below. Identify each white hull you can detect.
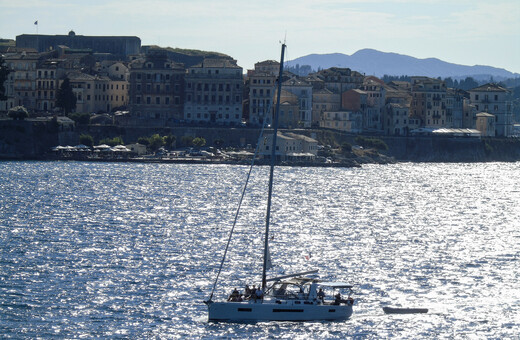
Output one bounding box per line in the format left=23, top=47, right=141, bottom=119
left=207, top=300, right=353, bottom=322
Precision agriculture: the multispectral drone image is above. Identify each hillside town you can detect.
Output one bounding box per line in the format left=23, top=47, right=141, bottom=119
left=1, top=31, right=519, bottom=163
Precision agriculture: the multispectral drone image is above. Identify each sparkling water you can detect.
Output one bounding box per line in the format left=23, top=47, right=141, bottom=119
left=1, top=161, right=519, bottom=338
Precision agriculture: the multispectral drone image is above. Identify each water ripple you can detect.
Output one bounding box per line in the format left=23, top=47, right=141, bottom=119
left=1, top=161, right=519, bottom=338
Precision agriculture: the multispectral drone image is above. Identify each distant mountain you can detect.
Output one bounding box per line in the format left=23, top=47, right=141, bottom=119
left=287, top=49, right=519, bottom=81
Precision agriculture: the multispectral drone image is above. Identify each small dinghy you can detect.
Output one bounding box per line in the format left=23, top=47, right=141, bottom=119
left=383, top=307, right=428, bottom=314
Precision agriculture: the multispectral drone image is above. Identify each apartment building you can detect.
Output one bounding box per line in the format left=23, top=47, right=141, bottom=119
left=248, top=70, right=277, bottom=125
left=184, top=58, right=243, bottom=125
left=359, top=77, right=386, bottom=132
left=384, top=103, right=420, bottom=135
left=410, top=77, right=447, bottom=128
left=312, top=88, right=340, bottom=128
left=468, top=83, right=512, bottom=136
left=446, top=88, right=467, bottom=128
left=315, top=67, right=364, bottom=95
left=282, top=77, right=312, bottom=127
left=129, top=49, right=185, bottom=126
left=3, top=52, right=40, bottom=110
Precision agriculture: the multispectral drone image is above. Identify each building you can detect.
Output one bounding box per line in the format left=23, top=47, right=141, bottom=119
left=128, top=49, right=185, bottom=126
left=184, top=58, right=243, bottom=125
left=342, top=89, right=367, bottom=114
left=446, top=88, right=467, bottom=128
left=67, top=72, right=108, bottom=113
left=35, top=59, right=64, bottom=112
left=275, top=89, right=300, bottom=128
left=282, top=77, right=313, bottom=127
left=2, top=51, right=40, bottom=110
left=320, top=111, right=363, bottom=133
left=312, top=88, right=340, bottom=128
left=16, top=31, right=140, bottom=60
left=410, top=77, right=448, bottom=129
left=248, top=61, right=278, bottom=126
left=462, top=100, right=477, bottom=129
left=384, top=103, right=420, bottom=135
left=475, top=112, right=496, bottom=137
left=468, top=83, right=512, bottom=136
left=253, top=60, right=280, bottom=75
left=314, top=67, right=364, bottom=95
left=358, top=77, right=386, bottom=132
left=259, top=131, right=318, bottom=161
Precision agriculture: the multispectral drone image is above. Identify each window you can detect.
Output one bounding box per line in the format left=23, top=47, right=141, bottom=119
left=146, top=97, right=151, bottom=104
left=155, top=97, right=160, bottom=104
left=165, top=97, right=170, bottom=105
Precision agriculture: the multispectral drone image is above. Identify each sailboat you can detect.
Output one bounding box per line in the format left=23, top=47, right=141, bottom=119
left=204, top=44, right=354, bottom=322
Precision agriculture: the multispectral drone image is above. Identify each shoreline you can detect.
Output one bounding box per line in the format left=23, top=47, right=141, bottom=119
left=0, top=154, right=370, bottom=167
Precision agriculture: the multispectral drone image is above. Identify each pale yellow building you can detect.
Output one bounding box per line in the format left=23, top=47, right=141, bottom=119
left=475, top=112, right=495, bottom=137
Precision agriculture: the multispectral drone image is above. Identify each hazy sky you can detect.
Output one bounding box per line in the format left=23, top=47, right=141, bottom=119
left=1, top=0, right=519, bottom=74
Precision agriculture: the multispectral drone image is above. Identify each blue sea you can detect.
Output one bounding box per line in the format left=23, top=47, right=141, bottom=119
left=1, top=161, right=519, bottom=339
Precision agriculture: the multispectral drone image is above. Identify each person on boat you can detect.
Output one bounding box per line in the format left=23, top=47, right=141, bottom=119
left=244, top=285, right=251, bottom=299
left=317, top=288, right=325, bottom=302
left=333, top=292, right=353, bottom=305
left=334, top=293, right=342, bottom=305
left=227, top=288, right=240, bottom=302
left=255, top=287, right=264, bottom=301
left=250, top=285, right=257, bottom=301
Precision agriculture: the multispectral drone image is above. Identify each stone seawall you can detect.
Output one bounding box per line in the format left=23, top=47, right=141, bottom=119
left=2, top=120, right=519, bottom=162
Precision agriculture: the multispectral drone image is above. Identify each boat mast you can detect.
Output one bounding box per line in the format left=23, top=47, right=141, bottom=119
left=262, top=43, right=286, bottom=291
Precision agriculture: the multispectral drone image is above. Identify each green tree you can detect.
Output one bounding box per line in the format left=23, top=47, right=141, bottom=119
left=0, top=56, right=11, bottom=101
left=56, top=77, right=77, bottom=114
left=8, top=106, right=29, bottom=120
left=192, top=137, right=206, bottom=148
left=137, top=137, right=150, bottom=146
left=164, top=134, right=176, bottom=149
left=148, top=133, right=165, bottom=151
left=99, top=136, right=124, bottom=146
left=79, top=134, right=94, bottom=147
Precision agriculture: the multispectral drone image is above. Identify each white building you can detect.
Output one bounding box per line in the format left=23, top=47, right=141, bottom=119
left=259, top=132, right=318, bottom=161
left=469, top=83, right=512, bottom=137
